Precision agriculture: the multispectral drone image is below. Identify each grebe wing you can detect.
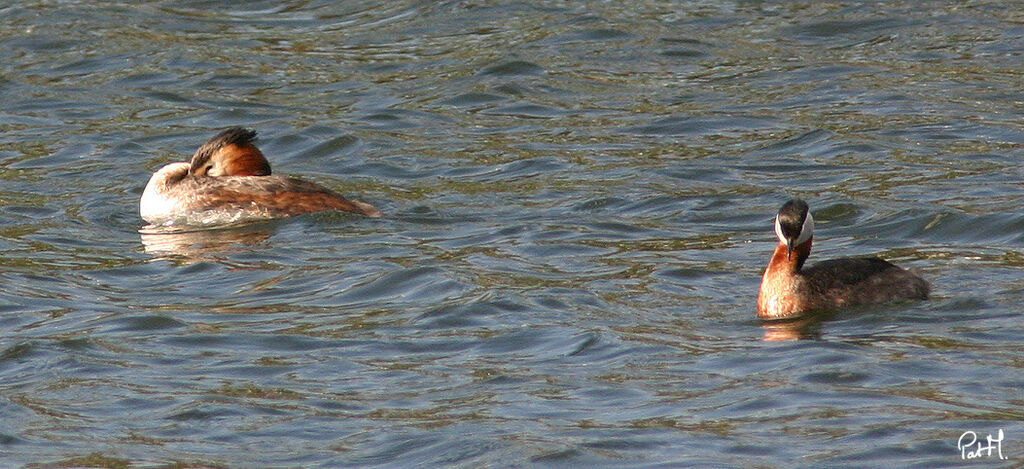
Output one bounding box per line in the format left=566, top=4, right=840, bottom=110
left=803, top=257, right=929, bottom=301
left=187, top=176, right=380, bottom=217
left=802, top=257, right=897, bottom=282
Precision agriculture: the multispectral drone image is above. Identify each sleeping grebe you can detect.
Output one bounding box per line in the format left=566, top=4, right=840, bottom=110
left=756, top=199, right=929, bottom=320
left=140, top=128, right=380, bottom=226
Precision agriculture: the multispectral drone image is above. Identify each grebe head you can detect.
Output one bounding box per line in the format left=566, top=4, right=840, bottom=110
left=774, top=199, right=814, bottom=259
left=189, top=127, right=272, bottom=177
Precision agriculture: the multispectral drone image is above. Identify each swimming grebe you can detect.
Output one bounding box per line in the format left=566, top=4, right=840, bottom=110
left=140, top=128, right=381, bottom=226
left=756, top=199, right=929, bottom=320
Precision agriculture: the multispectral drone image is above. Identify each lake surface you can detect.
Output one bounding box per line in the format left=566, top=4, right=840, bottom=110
left=2, top=1, right=1023, bottom=467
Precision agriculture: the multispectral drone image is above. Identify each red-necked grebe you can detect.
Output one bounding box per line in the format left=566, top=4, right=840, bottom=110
left=141, top=127, right=380, bottom=226
left=757, top=199, right=928, bottom=319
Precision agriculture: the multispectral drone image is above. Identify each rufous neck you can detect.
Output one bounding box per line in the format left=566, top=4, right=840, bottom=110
left=766, top=237, right=812, bottom=275
left=219, top=144, right=271, bottom=176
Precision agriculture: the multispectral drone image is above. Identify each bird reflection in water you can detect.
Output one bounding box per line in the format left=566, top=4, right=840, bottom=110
left=760, top=313, right=828, bottom=341
left=139, top=223, right=276, bottom=260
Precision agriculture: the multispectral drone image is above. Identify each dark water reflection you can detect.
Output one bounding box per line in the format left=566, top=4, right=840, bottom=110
left=2, top=1, right=1024, bottom=467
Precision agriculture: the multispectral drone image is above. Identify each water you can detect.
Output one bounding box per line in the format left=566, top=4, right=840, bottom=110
left=2, top=1, right=1023, bottom=467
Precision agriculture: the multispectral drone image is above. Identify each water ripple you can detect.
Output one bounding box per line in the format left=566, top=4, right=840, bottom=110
left=2, top=1, right=1023, bottom=467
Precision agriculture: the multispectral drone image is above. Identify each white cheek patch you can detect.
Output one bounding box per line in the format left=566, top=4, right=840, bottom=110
left=774, top=216, right=786, bottom=244
left=796, top=212, right=814, bottom=245
left=207, top=163, right=226, bottom=177
left=774, top=212, right=814, bottom=246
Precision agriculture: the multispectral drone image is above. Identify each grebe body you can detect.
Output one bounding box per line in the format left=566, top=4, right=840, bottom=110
left=756, top=199, right=928, bottom=320
left=140, top=128, right=380, bottom=226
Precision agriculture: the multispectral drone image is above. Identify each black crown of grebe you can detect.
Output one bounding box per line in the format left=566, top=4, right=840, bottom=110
left=756, top=199, right=929, bottom=320
left=140, top=127, right=381, bottom=227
